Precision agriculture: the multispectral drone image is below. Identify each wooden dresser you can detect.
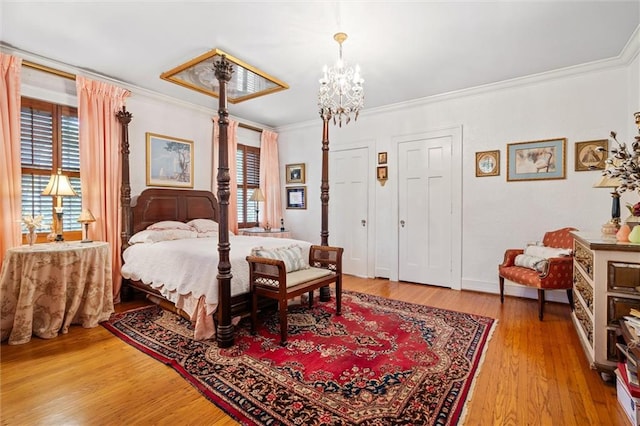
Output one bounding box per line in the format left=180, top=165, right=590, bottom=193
left=571, top=232, right=640, bottom=379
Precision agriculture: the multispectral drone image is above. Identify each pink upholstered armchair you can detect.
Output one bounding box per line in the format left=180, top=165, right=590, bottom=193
left=498, top=227, right=577, bottom=320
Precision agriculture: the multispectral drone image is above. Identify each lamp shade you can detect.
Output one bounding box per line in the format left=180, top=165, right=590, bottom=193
left=77, top=209, right=96, bottom=223
left=593, top=174, right=622, bottom=188
left=249, top=188, right=265, bottom=202
left=41, top=169, right=77, bottom=197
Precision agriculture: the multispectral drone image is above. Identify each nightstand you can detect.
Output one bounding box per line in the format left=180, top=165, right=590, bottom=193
left=0, top=241, right=115, bottom=344
left=240, top=228, right=292, bottom=238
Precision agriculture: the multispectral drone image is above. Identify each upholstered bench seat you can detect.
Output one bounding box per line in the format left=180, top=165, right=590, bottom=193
left=286, top=267, right=333, bottom=287
left=247, top=245, right=343, bottom=345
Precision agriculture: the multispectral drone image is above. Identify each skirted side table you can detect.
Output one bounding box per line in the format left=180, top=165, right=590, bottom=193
left=0, top=241, right=114, bottom=345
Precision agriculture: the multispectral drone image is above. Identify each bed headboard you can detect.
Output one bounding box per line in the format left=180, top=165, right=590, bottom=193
left=131, top=188, right=219, bottom=234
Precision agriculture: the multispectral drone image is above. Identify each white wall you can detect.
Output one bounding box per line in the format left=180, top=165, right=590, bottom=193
left=277, top=50, right=640, bottom=301
left=15, top=34, right=639, bottom=303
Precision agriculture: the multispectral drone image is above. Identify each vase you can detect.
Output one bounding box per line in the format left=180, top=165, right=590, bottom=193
left=617, top=224, right=631, bottom=242
left=629, top=225, right=640, bottom=244
left=26, top=228, right=36, bottom=246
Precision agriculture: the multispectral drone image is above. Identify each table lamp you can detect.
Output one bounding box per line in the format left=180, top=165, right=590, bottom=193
left=593, top=171, right=622, bottom=237
left=249, top=188, right=265, bottom=229
left=41, top=168, right=77, bottom=241
left=77, top=209, right=96, bottom=243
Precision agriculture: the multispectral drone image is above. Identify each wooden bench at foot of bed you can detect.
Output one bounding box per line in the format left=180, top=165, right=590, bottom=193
left=246, top=245, right=343, bottom=345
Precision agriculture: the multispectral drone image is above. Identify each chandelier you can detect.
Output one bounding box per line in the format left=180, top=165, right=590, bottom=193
left=318, top=32, right=364, bottom=126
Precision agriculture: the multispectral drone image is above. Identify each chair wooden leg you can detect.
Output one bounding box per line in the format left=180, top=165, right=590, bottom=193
left=279, top=299, right=288, bottom=346
left=336, top=276, right=342, bottom=315
left=251, top=290, right=258, bottom=335
left=566, top=289, right=574, bottom=311
left=538, top=289, right=545, bottom=321
left=499, top=276, right=505, bottom=304
left=308, top=290, right=313, bottom=308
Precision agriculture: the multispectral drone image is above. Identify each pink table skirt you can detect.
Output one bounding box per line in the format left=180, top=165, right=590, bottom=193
left=1, top=241, right=114, bottom=345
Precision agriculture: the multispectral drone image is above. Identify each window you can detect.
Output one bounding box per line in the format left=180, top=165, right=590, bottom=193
left=236, top=144, right=260, bottom=228
left=20, top=97, right=82, bottom=240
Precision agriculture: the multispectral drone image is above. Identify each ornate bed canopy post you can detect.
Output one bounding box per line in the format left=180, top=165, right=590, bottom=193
left=320, top=112, right=331, bottom=247
left=214, top=56, right=234, bottom=348
left=318, top=110, right=332, bottom=302
left=116, top=106, right=133, bottom=254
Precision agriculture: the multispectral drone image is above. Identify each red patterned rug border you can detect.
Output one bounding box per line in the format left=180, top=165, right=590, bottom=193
left=104, top=291, right=497, bottom=425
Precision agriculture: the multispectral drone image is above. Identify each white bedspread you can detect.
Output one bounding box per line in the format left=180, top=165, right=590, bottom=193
left=121, top=235, right=311, bottom=339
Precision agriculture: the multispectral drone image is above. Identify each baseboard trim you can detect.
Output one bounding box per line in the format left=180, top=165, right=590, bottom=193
left=461, top=278, right=570, bottom=304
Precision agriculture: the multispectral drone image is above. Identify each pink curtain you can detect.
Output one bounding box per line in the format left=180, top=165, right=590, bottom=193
left=211, top=117, right=239, bottom=234
left=0, top=54, right=22, bottom=267
left=260, top=130, right=283, bottom=229
left=76, top=76, right=130, bottom=302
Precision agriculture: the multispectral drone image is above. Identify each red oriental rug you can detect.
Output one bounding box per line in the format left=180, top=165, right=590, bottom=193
left=103, top=291, right=496, bottom=425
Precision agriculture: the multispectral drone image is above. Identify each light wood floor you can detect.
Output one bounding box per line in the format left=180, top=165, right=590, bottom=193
left=1, top=276, right=628, bottom=425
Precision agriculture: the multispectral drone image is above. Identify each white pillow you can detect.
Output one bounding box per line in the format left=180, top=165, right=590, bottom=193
left=196, top=229, right=235, bottom=237
left=129, top=229, right=197, bottom=244
left=147, top=220, right=192, bottom=231
left=524, top=245, right=572, bottom=259
left=251, top=244, right=309, bottom=273
left=515, top=254, right=549, bottom=273
left=187, top=218, right=218, bottom=233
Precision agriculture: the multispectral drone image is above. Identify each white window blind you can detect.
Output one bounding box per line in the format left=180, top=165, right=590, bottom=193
left=236, top=144, right=260, bottom=227
left=20, top=98, right=82, bottom=234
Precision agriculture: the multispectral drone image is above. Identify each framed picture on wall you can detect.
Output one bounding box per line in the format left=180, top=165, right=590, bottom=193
left=286, top=163, right=306, bottom=184
left=378, top=152, right=387, bottom=164
left=506, top=138, right=566, bottom=181
left=575, top=139, right=608, bottom=171
left=475, top=150, right=500, bottom=177
left=146, top=132, right=194, bottom=188
left=286, top=186, right=307, bottom=209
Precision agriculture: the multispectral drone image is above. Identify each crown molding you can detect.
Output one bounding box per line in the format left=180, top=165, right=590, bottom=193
left=0, top=42, right=273, bottom=133
left=278, top=25, right=640, bottom=133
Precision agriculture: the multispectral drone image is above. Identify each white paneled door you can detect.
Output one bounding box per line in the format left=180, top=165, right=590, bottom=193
left=398, top=135, right=453, bottom=287
left=329, top=147, right=368, bottom=277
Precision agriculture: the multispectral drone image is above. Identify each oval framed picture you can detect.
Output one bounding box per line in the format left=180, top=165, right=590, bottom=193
left=475, top=150, right=500, bottom=177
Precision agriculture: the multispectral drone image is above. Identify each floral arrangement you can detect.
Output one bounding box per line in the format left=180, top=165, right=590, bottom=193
left=598, top=112, right=640, bottom=193
left=628, top=202, right=640, bottom=218
left=22, top=215, right=43, bottom=232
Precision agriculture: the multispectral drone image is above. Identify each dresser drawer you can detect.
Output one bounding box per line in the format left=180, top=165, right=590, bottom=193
left=574, top=297, right=593, bottom=346
left=574, top=240, right=593, bottom=280
left=574, top=269, right=593, bottom=313
left=608, top=261, right=640, bottom=295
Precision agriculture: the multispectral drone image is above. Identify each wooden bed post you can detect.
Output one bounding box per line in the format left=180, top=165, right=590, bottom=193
left=319, top=113, right=331, bottom=301
left=116, top=106, right=133, bottom=255
left=214, top=56, right=234, bottom=348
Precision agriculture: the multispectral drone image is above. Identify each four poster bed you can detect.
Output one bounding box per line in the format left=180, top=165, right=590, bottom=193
left=115, top=56, right=337, bottom=348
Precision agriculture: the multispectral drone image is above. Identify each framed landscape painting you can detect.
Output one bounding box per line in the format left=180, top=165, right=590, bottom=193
left=146, top=132, right=194, bottom=188
left=507, top=138, right=566, bottom=182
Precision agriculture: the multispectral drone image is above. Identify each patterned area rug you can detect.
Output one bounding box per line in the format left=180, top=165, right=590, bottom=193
left=103, top=291, right=496, bottom=425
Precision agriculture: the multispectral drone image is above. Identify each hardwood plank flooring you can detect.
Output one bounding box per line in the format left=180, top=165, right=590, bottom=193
left=1, top=276, right=628, bottom=425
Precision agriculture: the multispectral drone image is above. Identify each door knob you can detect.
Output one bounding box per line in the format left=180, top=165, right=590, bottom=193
left=400, top=220, right=405, bottom=227
left=361, top=219, right=366, bottom=227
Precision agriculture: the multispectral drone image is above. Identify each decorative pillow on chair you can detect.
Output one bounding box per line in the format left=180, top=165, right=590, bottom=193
left=514, top=254, right=549, bottom=274
left=251, top=245, right=310, bottom=273
left=524, top=245, right=572, bottom=259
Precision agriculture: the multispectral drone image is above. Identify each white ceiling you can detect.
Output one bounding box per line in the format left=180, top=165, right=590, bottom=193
left=1, top=1, right=639, bottom=128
